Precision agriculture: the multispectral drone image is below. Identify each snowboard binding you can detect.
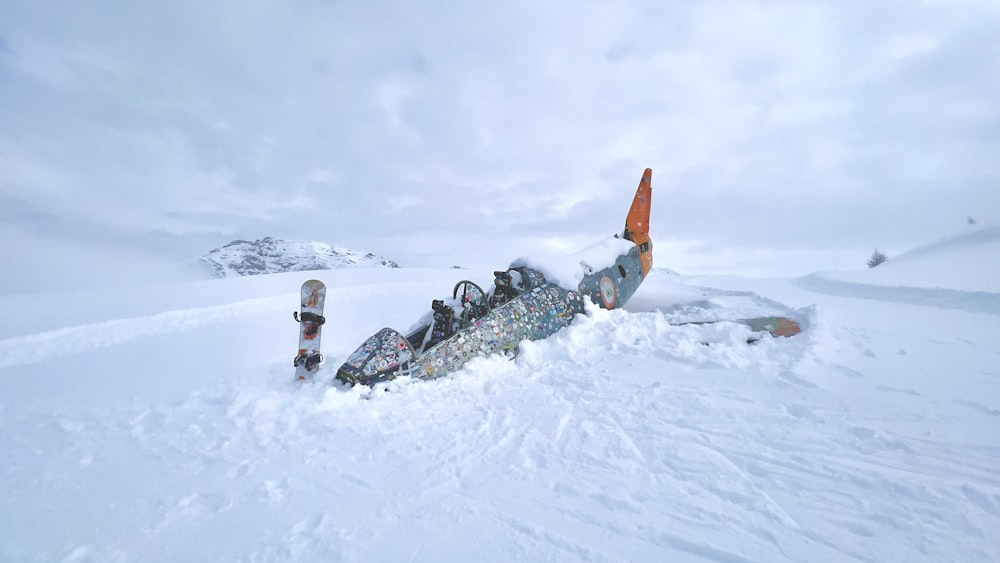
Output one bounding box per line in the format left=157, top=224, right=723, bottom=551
left=294, top=311, right=326, bottom=337
left=293, top=352, right=324, bottom=372
left=294, top=311, right=326, bottom=325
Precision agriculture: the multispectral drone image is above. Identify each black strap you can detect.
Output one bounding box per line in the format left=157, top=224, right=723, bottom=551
left=293, top=311, right=326, bottom=325
left=293, top=352, right=324, bottom=370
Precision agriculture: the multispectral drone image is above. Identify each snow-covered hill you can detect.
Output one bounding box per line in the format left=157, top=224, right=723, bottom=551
left=200, top=237, right=400, bottom=277
left=1, top=235, right=998, bottom=562
left=818, top=224, right=1000, bottom=293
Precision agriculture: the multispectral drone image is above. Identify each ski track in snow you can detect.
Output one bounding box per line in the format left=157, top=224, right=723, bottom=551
left=2, top=268, right=999, bottom=561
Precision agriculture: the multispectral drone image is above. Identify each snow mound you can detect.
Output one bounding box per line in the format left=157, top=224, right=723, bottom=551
left=511, top=236, right=636, bottom=290
left=812, top=224, right=1000, bottom=293
left=200, top=237, right=399, bottom=278
left=894, top=223, right=1000, bottom=263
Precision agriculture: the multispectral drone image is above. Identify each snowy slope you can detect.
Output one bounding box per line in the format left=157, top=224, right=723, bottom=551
left=816, top=224, right=1000, bottom=293
left=1, top=239, right=999, bottom=561
left=201, top=237, right=400, bottom=278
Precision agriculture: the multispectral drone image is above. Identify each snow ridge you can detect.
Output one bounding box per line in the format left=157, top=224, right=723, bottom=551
left=0, top=296, right=288, bottom=369
left=892, top=223, right=1000, bottom=263
left=797, top=274, right=1000, bottom=316
left=200, top=237, right=399, bottom=278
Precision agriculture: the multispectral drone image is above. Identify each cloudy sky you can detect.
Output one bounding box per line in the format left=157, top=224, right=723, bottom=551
left=1, top=0, right=998, bottom=292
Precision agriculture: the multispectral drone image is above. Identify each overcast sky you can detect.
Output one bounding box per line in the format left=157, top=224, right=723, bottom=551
left=2, top=0, right=998, bottom=292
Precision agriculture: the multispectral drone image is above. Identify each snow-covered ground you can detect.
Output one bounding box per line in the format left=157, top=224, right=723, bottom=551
left=2, top=228, right=999, bottom=562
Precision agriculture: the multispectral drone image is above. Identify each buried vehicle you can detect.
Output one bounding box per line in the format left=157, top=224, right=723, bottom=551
left=335, top=168, right=654, bottom=386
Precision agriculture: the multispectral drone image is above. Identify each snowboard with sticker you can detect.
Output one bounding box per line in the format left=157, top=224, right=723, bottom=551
left=293, top=279, right=326, bottom=380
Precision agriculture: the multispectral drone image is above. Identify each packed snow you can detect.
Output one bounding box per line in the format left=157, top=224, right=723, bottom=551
left=1, top=228, right=999, bottom=562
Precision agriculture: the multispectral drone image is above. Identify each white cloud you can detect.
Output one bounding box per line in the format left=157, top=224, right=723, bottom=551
left=1, top=0, right=999, bottom=290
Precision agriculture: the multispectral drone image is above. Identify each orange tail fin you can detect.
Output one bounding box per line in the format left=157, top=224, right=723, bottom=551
left=624, top=168, right=653, bottom=276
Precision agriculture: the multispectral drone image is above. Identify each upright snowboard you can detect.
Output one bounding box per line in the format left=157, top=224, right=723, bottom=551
left=293, top=279, right=326, bottom=380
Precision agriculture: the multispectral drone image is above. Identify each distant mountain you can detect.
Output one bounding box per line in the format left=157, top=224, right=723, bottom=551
left=200, top=237, right=399, bottom=277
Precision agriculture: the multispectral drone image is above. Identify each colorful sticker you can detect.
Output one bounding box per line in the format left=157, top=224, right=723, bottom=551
left=599, top=276, right=617, bottom=308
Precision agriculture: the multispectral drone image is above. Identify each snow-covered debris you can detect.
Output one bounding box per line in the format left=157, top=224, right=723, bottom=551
left=200, top=236, right=399, bottom=277
left=511, top=236, right=636, bottom=290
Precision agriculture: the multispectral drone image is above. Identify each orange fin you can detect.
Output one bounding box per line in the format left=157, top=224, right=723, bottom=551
left=625, top=168, right=652, bottom=238
left=624, top=168, right=653, bottom=275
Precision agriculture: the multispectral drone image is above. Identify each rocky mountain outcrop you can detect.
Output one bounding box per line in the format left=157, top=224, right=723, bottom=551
left=201, top=237, right=399, bottom=277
